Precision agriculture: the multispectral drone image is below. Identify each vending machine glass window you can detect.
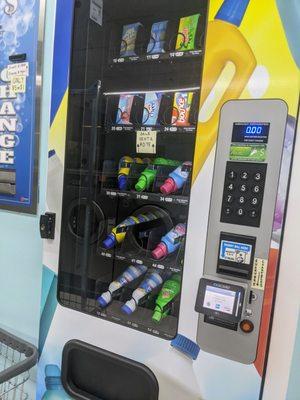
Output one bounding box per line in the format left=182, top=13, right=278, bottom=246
left=58, top=0, right=208, bottom=340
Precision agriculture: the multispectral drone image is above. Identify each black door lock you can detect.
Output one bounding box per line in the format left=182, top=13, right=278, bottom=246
left=40, top=212, right=56, bottom=239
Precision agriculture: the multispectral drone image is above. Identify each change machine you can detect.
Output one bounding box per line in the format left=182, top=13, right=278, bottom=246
left=39, top=0, right=300, bottom=399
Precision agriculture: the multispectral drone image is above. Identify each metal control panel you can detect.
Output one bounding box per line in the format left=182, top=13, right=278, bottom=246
left=195, top=100, right=288, bottom=364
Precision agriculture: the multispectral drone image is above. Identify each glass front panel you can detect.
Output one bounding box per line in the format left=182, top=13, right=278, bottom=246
left=58, top=0, right=208, bottom=339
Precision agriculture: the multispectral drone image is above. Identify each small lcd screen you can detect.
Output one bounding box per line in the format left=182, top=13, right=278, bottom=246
left=203, top=285, right=236, bottom=315
left=232, top=122, right=270, bottom=144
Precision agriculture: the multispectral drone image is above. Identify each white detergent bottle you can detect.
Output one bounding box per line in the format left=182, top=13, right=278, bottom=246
left=146, top=334, right=203, bottom=400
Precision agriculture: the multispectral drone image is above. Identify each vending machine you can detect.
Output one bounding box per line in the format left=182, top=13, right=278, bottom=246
left=39, top=0, right=300, bottom=399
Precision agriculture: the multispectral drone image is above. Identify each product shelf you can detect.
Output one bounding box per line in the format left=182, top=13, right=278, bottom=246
left=58, top=291, right=178, bottom=340
left=108, top=124, right=197, bottom=134
left=102, top=188, right=189, bottom=207
left=96, top=300, right=178, bottom=339
left=98, top=247, right=183, bottom=274
left=110, top=49, right=202, bottom=65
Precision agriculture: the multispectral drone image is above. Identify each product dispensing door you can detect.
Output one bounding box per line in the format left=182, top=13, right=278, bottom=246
left=58, top=0, right=208, bottom=340
left=195, top=99, right=288, bottom=364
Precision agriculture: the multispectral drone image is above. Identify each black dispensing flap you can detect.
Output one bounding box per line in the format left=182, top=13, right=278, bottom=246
left=62, top=340, right=159, bottom=400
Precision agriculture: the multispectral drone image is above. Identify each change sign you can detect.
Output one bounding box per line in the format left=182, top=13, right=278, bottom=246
left=0, top=0, right=40, bottom=213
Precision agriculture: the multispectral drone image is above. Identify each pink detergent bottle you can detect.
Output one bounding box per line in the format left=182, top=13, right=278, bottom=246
left=152, top=223, right=187, bottom=260
left=160, top=161, right=192, bottom=195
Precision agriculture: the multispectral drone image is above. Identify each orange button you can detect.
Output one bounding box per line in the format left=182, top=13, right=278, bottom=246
left=240, top=320, right=254, bottom=333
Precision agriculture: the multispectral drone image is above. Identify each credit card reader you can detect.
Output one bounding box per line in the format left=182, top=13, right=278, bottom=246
left=195, top=100, right=288, bottom=364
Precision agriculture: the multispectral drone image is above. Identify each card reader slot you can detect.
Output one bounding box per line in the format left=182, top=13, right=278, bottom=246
left=204, top=315, right=238, bottom=331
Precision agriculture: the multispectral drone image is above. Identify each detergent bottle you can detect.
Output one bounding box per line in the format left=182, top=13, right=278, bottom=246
left=172, top=92, right=194, bottom=127
left=194, top=0, right=256, bottom=181
left=143, top=92, right=163, bottom=126
left=146, top=334, right=203, bottom=400
left=42, top=365, right=71, bottom=400
left=160, top=161, right=192, bottom=195
left=135, top=158, right=180, bottom=192
left=152, top=223, right=187, bottom=260
left=120, top=23, right=142, bottom=57
left=175, top=14, right=200, bottom=52
left=98, top=264, right=148, bottom=307
left=277, top=0, right=300, bottom=67
left=102, top=211, right=161, bottom=249
left=121, top=272, right=163, bottom=315
left=147, top=21, right=169, bottom=55
left=118, top=156, right=142, bottom=190
left=152, top=274, right=181, bottom=323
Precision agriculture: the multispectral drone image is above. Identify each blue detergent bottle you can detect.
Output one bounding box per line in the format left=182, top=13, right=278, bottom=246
left=276, top=0, right=300, bottom=67
left=42, top=365, right=71, bottom=400
left=160, top=161, right=192, bottom=195
left=152, top=223, right=187, bottom=260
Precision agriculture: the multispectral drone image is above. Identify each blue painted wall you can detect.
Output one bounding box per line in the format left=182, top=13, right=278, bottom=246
left=0, top=0, right=56, bottom=345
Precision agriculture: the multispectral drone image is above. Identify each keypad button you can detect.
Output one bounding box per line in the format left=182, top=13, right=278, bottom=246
left=240, top=171, right=249, bottom=180
left=251, top=197, right=259, bottom=206
left=249, top=209, right=258, bottom=218
left=254, top=172, right=263, bottom=181
left=238, top=196, right=247, bottom=205
left=236, top=208, right=245, bottom=217
left=252, top=185, right=261, bottom=194
left=227, top=183, right=235, bottom=192
left=239, top=184, right=248, bottom=193
left=224, top=207, right=233, bottom=216
left=225, top=194, right=234, bottom=204
left=227, top=170, right=237, bottom=180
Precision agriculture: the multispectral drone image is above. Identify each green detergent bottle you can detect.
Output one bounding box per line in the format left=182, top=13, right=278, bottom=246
left=135, top=158, right=180, bottom=192
left=152, top=274, right=181, bottom=323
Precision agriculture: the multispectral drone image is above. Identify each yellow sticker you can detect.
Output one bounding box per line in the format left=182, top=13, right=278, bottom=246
left=11, top=76, right=26, bottom=94
left=251, top=258, right=268, bottom=290
left=136, top=130, right=157, bottom=154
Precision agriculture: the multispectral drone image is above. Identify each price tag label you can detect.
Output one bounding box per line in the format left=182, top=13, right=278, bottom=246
left=136, top=130, right=157, bottom=154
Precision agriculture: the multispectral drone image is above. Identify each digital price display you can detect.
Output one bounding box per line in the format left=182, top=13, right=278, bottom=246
left=230, top=122, right=270, bottom=162
left=232, top=122, right=270, bottom=144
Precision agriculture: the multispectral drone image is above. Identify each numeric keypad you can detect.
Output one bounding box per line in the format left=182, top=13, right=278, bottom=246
left=221, top=162, right=267, bottom=227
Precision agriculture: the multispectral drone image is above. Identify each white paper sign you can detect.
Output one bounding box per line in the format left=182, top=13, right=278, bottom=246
left=11, top=76, right=26, bottom=94
left=251, top=258, right=268, bottom=290
left=90, top=0, right=103, bottom=26
left=7, top=62, right=29, bottom=79
left=136, top=131, right=157, bottom=154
